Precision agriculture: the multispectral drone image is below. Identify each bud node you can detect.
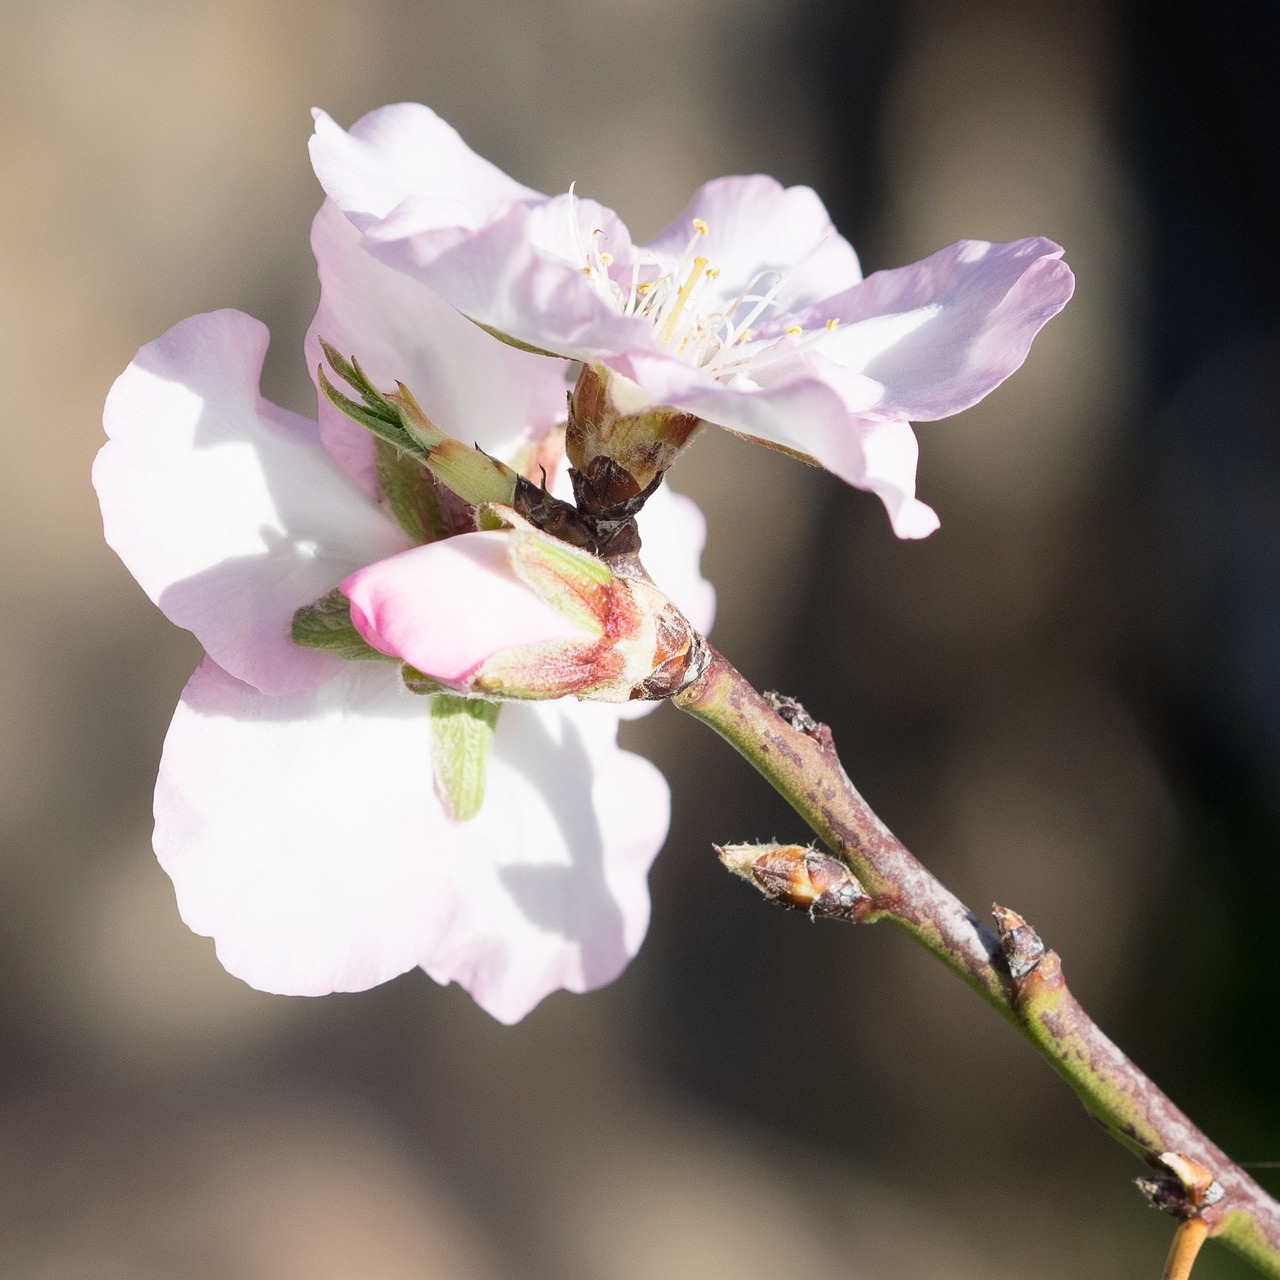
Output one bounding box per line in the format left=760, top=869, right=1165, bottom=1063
left=992, top=904, right=1046, bottom=980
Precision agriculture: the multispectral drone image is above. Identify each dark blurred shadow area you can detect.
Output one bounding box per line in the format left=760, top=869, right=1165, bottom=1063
left=2, top=0, right=1277, bottom=1276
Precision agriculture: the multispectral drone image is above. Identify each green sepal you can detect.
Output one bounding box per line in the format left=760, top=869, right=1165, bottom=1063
left=469, top=318, right=564, bottom=359
left=475, top=504, right=511, bottom=533
left=374, top=438, right=474, bottom=544
left=508, top=526, right=612, bottom=635
left=291, top=589, right=391, bottom=661
left=423, top=439, right=520, bottom=508
left=430, top=694, right=501, bottom=821
left=401, top=664, right=447, bottom=696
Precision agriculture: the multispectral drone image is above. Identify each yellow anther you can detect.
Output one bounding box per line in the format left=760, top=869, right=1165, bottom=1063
left=705, top=266, right=720, bottom=279
left=825, top=317, right=841, bottom=330
left=692, top=218, right=709, bottom=235
left=785, top=324, right=803, bottom=336
left=599, top=252, right=614, bottom=266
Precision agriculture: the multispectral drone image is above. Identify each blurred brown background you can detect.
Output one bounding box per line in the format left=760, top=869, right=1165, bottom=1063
left=2, top=0, right=1278, bottom=1275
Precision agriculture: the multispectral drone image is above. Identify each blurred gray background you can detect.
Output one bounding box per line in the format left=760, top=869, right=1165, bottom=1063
left=2, top=0, right=1278, bottom=1275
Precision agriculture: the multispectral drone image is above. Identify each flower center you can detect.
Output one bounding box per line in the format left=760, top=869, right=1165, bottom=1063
left=568, top=191, right=828, bottom=379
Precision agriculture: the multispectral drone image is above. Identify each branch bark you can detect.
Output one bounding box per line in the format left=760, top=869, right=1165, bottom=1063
left=674, top=647, right=1280, bottom=1278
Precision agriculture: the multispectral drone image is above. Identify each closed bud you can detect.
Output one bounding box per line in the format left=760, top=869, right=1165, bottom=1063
left=340, top=505, right=709, bottom=704
left=717, top=842, right=867, bottom=919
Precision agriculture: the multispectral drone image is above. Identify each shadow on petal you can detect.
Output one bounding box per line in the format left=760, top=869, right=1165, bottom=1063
left=121, top=314, right=406, bottom=693
left=491, top=707, right=631, bottom=988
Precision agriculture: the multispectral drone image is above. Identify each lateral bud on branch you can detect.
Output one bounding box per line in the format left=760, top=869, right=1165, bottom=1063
left=1137, top=1152, right=1226, bottom=1220
left=992, top=903, right=1047, bottom=980
left=717, top=842, right=868, bottom=920
left=763, top=691, right=820, bottom=737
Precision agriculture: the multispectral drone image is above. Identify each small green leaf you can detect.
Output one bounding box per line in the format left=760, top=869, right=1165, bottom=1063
left=431, top=694, right=501, bottom=821
left=318, top=339, right=390, bottom=414
left=291, top=589, right=391, bottom=660
left=386, top=382, right=447, bottom=452
left=318, top=365, right=422, bottom=455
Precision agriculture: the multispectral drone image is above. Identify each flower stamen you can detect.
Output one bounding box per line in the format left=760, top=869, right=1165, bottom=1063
left=566, top=191, right=836, bottom=379
left=658, top=255, right=709, bottom=347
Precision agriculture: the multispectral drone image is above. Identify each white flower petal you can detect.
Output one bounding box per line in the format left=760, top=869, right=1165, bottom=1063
left=156, top=658, right=665, bottom=1022
left=96, top=310, right=408, bottom=694
left=606, top=351, right=935, bottom=538
left=642, top=174, right=862, bottom=309
left=364, top=194, right=647, bottom=362
left=607, top=347, right=875, bottom=465
left=307, top=200, right=568, bottom=495
left=309, top=104, right=539, bottom=232
left=806, top=237, right=1075, bottom=420
left=819, top=417, right=940, bottom=539
left=422, top=698, right=668, bottom=1023
left=635, top=484, right=716, bottom=637
left=156, top=657, right=461, bottom=995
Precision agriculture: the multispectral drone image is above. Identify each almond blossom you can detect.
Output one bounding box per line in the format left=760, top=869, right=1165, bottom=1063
left=93, top=199, right=713, bottom=1024
left=310, top=103, right=1075, bottom=538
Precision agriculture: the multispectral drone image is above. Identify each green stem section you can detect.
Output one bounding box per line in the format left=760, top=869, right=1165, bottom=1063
left=674, top=648, right=1280, bottom=1277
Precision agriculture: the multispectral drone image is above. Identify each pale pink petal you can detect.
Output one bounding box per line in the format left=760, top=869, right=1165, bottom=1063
left=309, top=104, right=539, bottom=233
left=306, top=200, right=568, bottom=495
left=157, top=658, right=665, bottom=1021
left=364, top=193, right=649, bottom=362
left=95, top=310, right=409, bottom=695
left=604, top=350, right=936, bottom=539
left=643, top=175, right=862, bottom=311
left=155, top=657, right=461, bottom=995
left=802, top=238, right=1074, bottom=420
left=341, top=533, right=594, bottom=679
left=421, top=699, right=668, bottom=1023
left=606, top=347, right=878, bottom=464
left=817, top=418, right=940, bottom=539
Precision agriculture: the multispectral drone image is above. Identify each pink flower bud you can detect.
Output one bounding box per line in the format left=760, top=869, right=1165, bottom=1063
left=341, top=507, right=708, bottom=703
